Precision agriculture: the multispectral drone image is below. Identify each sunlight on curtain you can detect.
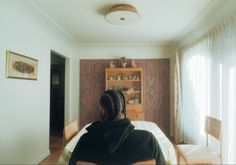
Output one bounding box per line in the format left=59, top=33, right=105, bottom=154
left=212, top=19, right=236, bottom=163
left=227, top=68, right=235, bottom=162
left=219, top=64, right=222, bottom=119
left=180, top=15, right=236, bottom=163
left=181, top=39, right=210, bottom=144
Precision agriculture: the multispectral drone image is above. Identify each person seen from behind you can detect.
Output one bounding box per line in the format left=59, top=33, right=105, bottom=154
left=69, top=89, right=166, bottom=165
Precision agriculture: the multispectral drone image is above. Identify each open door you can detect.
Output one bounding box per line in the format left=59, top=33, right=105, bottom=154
left=50, top=51, right=65, bottom=152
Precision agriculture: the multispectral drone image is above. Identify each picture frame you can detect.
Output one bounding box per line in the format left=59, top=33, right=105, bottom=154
left=6, top=50, right=38, bottom=80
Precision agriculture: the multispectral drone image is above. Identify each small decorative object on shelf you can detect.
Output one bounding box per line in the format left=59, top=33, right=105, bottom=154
left=109, top=76, right=114, bottom=80
left=127, top=96, right=140, bottom=104
left=109, top=60, right=116, bottom=68
left=128, top=98, right=135, bottom=104
left=122, top=75, right=128, bottom=80
left=131, top=59, right=137, bottom=68
left=128, top=87, right=134, bottom=91
left=117, top=75, right=121, bottom=80
left=120, top=56, right=127, bottom=68
left=108, top=85, right=113, bottom=90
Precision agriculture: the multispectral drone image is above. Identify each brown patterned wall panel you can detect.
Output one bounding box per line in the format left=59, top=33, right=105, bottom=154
left=80, top=60, right=94, bottom=129
left=80, top=59, right=170, bottom=135
left=156, top=59, right=170, bottom=136
left=144, top=60, right=157, bottom=122
left=92, top=60, right=106, bottom=121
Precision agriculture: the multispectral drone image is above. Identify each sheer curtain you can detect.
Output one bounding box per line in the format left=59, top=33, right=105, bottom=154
left=173, top=53, right=181, bottom=143
left=181, top=39, right=211, bottom=145
left=180, top=15, right=236, bottom=163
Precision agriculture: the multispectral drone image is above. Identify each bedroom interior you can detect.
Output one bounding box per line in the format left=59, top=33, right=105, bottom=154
left=0, top=0, right=236, bottom=164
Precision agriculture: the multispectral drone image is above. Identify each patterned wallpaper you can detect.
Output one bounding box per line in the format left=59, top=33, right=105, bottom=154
left=80, top=59, right=170, bottom=136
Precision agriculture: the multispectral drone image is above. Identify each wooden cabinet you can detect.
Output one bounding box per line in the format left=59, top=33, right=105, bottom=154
left=105, top=68, right=144, bottom=120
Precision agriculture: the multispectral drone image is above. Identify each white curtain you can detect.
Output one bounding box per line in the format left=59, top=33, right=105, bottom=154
left=181, top=39, right=211, bottom=145
left=173, top=53, right=182, bottom=143
left=180, top=15, right=236, bottom=163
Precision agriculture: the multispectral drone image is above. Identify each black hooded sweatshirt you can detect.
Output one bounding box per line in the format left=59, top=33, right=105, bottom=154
left=68, top=119, right=166, bottom=165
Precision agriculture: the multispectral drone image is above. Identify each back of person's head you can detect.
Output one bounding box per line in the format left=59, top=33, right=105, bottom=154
left=99, top=89, right=126, bottom=121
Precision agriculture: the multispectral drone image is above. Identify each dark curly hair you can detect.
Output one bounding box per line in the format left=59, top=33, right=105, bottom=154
left=99, top=89, right=126, bottom=121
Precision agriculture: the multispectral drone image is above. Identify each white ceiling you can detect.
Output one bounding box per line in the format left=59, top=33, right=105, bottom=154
left=30, top=0, right=230, bottom=45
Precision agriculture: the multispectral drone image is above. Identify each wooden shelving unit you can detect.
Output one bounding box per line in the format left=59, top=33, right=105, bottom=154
left=105, top=68, right=144, bottom=120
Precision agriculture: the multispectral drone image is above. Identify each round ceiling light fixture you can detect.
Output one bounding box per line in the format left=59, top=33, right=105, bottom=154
left=105, top=4, right=141, bottom=25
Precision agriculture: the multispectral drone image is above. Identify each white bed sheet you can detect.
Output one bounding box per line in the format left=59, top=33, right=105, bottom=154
left=58, top=121, right=177, bottom=164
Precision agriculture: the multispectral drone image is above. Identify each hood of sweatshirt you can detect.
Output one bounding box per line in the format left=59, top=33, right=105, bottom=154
left=86, top=118, right=134, bottom=154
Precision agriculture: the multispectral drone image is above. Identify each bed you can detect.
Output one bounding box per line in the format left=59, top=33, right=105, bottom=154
left=58, top=121, right=177, bottom=164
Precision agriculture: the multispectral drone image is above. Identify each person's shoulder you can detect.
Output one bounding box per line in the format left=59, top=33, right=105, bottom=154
left=86, top=121, right=103, bottom=131
left=89, top=121, right=103, bottom=127
left=78, top=132, right=89, bottom=141
left=125, top=130, right=158, bottom=150
left=130, top=129, right=155, bottom=140
left=132, top=129, right=154, bottom=135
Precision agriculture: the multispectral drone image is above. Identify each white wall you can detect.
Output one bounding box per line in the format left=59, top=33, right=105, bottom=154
left=78, top=43, right=174, bottom=59
left=78, top=44, right=176, bottom=136
left=0, top=0, right=79, bottom=164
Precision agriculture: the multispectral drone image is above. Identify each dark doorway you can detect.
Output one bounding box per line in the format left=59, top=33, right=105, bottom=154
left=50, top=51, right=65, bottom=151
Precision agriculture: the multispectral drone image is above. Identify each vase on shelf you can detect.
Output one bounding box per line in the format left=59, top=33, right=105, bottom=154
left=120, top=57, right=127, bottom=68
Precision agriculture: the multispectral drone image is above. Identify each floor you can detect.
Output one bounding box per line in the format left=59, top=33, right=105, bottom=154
left=39, top=134, right=63, bottom=165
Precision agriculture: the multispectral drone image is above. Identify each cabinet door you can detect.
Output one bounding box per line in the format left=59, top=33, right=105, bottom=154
left=126, top=110, right=144, bottom=120
left=126, top=104, right=144, bottom=120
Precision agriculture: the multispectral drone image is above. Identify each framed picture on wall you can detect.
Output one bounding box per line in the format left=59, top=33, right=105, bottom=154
left=6, top=50, right=38, bottom=80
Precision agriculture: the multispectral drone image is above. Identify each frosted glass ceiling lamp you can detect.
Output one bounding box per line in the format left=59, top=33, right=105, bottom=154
left=105, top=4, right=141, bottom=25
